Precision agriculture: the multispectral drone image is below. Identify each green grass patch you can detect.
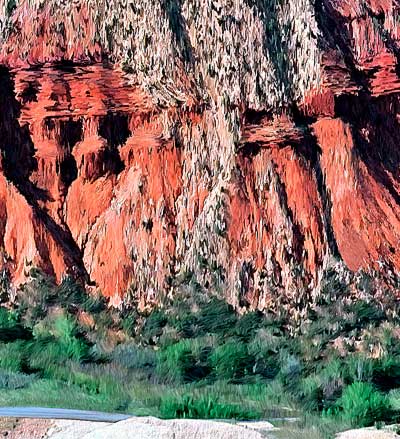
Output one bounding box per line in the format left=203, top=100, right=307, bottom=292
left=159, top=393, right=261, bottom=420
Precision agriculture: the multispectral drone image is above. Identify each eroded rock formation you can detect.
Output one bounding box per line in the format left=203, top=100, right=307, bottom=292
left=0, top=0, right=399, bottom=310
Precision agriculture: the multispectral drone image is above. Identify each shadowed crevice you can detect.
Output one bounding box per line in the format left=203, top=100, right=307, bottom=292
left=244, top=0, right=293, bottom=105
left=335, top=92, right=400, bottom=207
left=163, top=0, right=194, bottom=67
left=0, top=67, right=89, bottom=282
left=98, top=111, right=129, bottom=175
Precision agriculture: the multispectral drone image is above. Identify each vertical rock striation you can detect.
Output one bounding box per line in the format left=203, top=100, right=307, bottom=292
left=0, top=0, right=399, bottom=310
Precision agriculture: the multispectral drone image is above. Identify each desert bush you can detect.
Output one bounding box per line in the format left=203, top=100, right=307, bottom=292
left=344, top=355, right=375, bottom=384
left=234, top=311, right=264, bottom=342
left=112, top=343, right=156, bottom=371
left=328, top=382, right=391, bottom=427
left=141, top=310, right=168, bottom=344
left=157, top=339, right=212, bottom=383
left=0, top=307, right=31, bottom=341
left=17, top=269, right=57, bottom=326
left=0, top=369, right=35, bottom=390
left=0, top=341, right=26, bottom=372
left=210, top=341, right=254, bottom=381
left=197, top=298, right=237, bottom=336
left=55, top=277, right=106, bottom=313
left=279, top=354, right=302, bottom=388
left=3, top=267, right=400, bottom=427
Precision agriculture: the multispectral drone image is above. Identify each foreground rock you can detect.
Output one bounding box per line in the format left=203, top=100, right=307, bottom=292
left=46, top=419, right=111, bottom=438
left=0, top=416, right=276, bottom=439
left=80, top=417, right=273, bottom=439
left=6, top=417, right=400, bottom=439
left=337, top=426, right=400, bottom=439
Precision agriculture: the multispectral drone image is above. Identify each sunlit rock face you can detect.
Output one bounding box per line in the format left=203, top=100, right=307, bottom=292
left=0, top=0, right=399, bottom=310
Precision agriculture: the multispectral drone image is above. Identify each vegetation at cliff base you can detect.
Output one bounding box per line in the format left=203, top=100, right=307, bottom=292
left=0, top=269, right=400, bottom=438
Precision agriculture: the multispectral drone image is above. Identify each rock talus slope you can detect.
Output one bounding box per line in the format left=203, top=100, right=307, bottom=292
left=0, top=0, right=399, bottom=310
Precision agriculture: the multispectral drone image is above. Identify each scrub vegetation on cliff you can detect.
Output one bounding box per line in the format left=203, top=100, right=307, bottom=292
left=1, top=270, right=400, bottom=438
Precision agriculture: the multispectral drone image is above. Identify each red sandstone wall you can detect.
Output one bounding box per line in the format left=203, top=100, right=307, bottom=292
left=0, top=0, right=399, bottom=308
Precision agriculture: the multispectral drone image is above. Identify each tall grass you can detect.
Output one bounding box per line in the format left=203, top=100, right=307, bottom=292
left=327, top=382, right=392, bottom=427
left=159, top=393, right=261, bottom=420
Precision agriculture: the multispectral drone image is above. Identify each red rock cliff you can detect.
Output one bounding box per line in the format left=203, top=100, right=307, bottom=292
left=0, top=0, right=399, bottom=309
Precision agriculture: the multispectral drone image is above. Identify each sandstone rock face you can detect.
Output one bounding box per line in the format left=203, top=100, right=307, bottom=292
left=80, top=417, right=268, bottom=439
left=0, top=0, right=399, bottom=309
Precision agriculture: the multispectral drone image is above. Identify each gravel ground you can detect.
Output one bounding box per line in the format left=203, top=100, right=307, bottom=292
left=0, top=418, right=51, bottom=439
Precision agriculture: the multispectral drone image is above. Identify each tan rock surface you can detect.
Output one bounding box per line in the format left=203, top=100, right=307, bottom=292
left=337, top=427, right=400, bottom=439
left=80, top=417, right=270, bottom=439
left=45, top=420, right=111, bottom=439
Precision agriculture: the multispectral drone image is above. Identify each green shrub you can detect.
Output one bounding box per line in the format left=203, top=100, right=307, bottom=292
left=0, top=341, right=26, bottom=372
left=234, top=311, right=264, bottom=342
left=0, top=307, right=31, bottom=341
left=248, top=328, right=281, bottom=379
left=350, top=301, right=385, bottom=327
left=0, top=307, right=18, bottom=329
left=344, top=355, right=375, bottom=384
left=170, top=310, right=199, bottom=339
left=93, top=310, right=114, bottom=332
left=6, top=0, right=16, bottom=16
left=197, top=298, right=237, bottom=336
left=52, top=315, right=89, bottom=361
left=297, top=374, right=324, bottom=412
left=159, top=394, right=260, bottom=420
left=315, top=359, right=345, bottom=409
left=210, top=341, right=254, bottom=381
left=55, top=277, right=106, bottom=313
left=112, top=343, right=156, bottom=370
left=141, top=310, right=168, bottom=344
left=42, top=364, right=101, bottom=393
left=157, top=339, right=212, bottom=383
left=120, top=314, right=136, bottom=337
left=372, top=356, right=400, bottom=391
left=17, top=269, right=57, bottom=326
left=328, top=382, right=391, bottom=427
left=55, top=277, right=86, bottom=307
left=27, top=340, right=70, bottom=372
left=279, top=354, right=302, bottom=388
left=388, top=388, right=400, bottom=411
left=0, top=369, right=35, bottom=390
left=27, top=314, right=90, bottom=374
